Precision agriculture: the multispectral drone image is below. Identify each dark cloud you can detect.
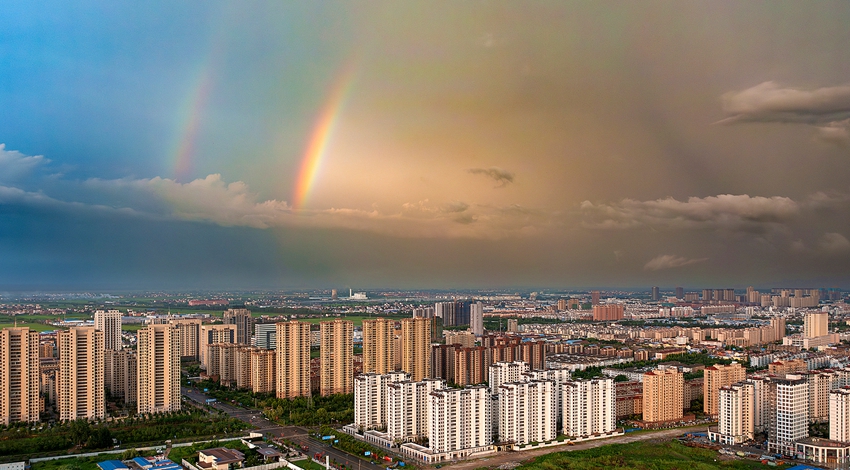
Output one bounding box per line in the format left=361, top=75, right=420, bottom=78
left=467, top=167, right=515, bottom=187
left=580, top=194, right=800, bottom=232
left=718, top=82, right=850, bottom=125
left=644, top=254, right=708, bottom=271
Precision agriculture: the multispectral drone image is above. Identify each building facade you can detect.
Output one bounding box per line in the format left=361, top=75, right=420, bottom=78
left=498, top=380, right=557, bottom=445
left=57, top=327, right=105, bottom=421
left=642, top=369, right=683, bottom=423
left=704, top=363, right=746, bottom=416
left=0, top=328, right=40, bottom=424
left=562, top=378, right=616, bottom=438
left=320, top=320, right=353, bottom=396
left=94, top=309, right=122, bottom=351
left=276, top=321, right=311, bottom=398
left=223, top=309, right=254, bottom=345
left=137, top=325, right=181, bottom=414
left=362, top=318, right=395, bottom=375
left=400, top=318, right=431, bottom=382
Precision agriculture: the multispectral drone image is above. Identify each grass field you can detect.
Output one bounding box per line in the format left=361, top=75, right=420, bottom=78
left=31, top=452, right=125, bottom=470
left=515, top=440, right=789, bottom=470
left=0, top=322, right=63, bottom=332
left=292, top=459, right=326, bottom=470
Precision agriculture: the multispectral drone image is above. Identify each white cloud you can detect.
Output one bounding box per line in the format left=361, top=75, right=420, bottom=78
left=0, top=143, right=49, bottom=182
left=644, top=254, right=708, bottom=271
left=718, top=82, right=850, bottom=125
left=580, top=194, right=800, bottom=232
left=819, top=232, right=850, bottom=254
left=814, top=120, right=850, bottom=148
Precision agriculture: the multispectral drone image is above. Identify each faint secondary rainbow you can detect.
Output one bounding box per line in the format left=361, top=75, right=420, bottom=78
left=291, top=68, right=356, bottom=211
left=173, top=68, right=214, bottom=182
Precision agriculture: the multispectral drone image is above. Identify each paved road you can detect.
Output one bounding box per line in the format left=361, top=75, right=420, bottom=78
left=182, top=387, right=383, bottom=470
left=445, top=425, right=711, bottom=470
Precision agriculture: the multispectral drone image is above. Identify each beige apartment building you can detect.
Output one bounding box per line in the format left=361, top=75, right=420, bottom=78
left=58, top=327, right=105, bottom=421
left=199, top=324, right=237, bottom=369
left=804, top=312, right=829, bottom=338
left=362, top=318, right=395, bottom=375
left=94, top=309, right=122, bottom=351
left=642, top=368, right=683, bottom=423
left=276, top=321, right=311, bottom=398
left=223, top=308, right=254, bottom=345
left=137, top=325, right=181, bottom=414
left=400, top=318, right=431, bottom=382
left=320, top=320, right=353, bottom=396
left=251, top=349, right=275, bottom=394
left=168, top=318, right=201, bottom=359
left=769, top=359, right=807, bottom=378
left=0, top=328, right=41, bottom=424
left=704, top=363, right=746, bottom=416
left=105, top=349, right=137, bottom=405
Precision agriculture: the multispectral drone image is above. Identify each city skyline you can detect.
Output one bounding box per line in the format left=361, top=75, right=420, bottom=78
left=2, top=2, right=850, bottom=290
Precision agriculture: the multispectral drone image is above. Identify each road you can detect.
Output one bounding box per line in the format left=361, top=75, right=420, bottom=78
left=445, top=425, right=711, bottom=470
left=182, top=387, right=383, bottom=470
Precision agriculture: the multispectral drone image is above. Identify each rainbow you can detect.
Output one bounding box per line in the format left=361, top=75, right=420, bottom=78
left=173, top=68, right=214, bottom=182
left=291, top=68, right=356, bottom=211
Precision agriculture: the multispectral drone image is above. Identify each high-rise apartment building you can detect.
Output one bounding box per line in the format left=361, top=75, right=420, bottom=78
left=354, top=371, right=410, bottom=431
left=0, top=328, right=40, bottom=424
left=489, top=362, right=529, bottom=395
left=804, top=370, right=836, bottom=422
left=524, top=368, right=572, bottom=426
left=94, top=309, right=122, bottom=351
left=711, top=382, right=754, bottom=445
left=768, top=376, right=809, bottom=455
left=276, top=321, right=311, bottom=399
left=642, top=368, right=683, bottom=422
left=168, top=318, right=201, bottom=359
left=400, top=318, right=431, bottom=382
left=137, top=325, right=181, bottom=414
left=387, top=378, right=444, bottom=443
left=320, top=320, right=353, bottom=396
left=428, top=386, right=492, bottom=454
left=675, top=287, right=685, bottom=299
left=250, top=349, right=275, bottom=394
left=830, top=388, right=850, bottom=443
left=651, top=287, right=660, bottom=301
left=444, top=331, right=476, bottom=348
left=199, top=324, right=236, bottom=369
left=771, top=317, right=787, bottom=342
left=769, top=359, right=807, bottom=378
left=57, top=327, right=105, bottom=421
left=562, top=378, right=616, bottom=438
left=704, top=363, right=746, bottom=416
left=254, top=323, right=276, bottom=350
left=470, top=302, right=484, bottom=336
left=804, top=312, right=829, bottom=339
left=592, top=304, right=624, bottom=321
left=498, top=380, right=557, bottom=446
left=223, top=309, right=254, bottom=345
left=362, top=318, right=395, bottom=375
left=591, top=291, right=601, bottom=305
left=104, top=349, right=137, bottom=405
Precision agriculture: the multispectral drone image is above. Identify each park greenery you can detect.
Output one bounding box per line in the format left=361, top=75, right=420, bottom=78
left=0, top=409, right=248, bottom=459
left=607, top=353, right=734, bottom=371
left=514, top=440, right=788, bottom=470
left=199, top=380, right=353, bottom=426
left=317, top=425, right=395, bottom=466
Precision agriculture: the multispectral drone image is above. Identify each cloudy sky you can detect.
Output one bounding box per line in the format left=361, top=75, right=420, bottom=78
left=2, top=1, right=850, bottom=290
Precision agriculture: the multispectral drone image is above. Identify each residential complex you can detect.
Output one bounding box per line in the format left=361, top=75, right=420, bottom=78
left=362, top=318, right=395, bottom=375
left=57, top=327, right=105, bottom=421
left=0, top=328, right=40, bottom=424
left=94, top=309, right=122, bottom=351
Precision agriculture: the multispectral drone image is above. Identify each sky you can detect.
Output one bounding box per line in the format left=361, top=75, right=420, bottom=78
left=2, top=1, right=850, bottom=291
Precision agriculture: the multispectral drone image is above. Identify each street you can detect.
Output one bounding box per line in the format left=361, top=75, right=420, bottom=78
left=182, top=387, right=384, bottom=470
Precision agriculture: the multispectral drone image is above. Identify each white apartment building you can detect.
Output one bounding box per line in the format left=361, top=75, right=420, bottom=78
left=489, top=362, right=529, bottom=395
left=428, top=386, right=493, bottom=456
left=387, top=378, right=444, bottom=443
left=830, top=388, right=850, bottom=443
left=353, top=371, right=410, bottom=431
left=562, top=378, right=616, bottom=438
left=711, top=382, right=754, bottom=445
left=523, top=368, right=572, bottom=425
left=470, top=302, right=484, bottom=337
left=498, top=380, right=557, bottom=446
left=94, top=309, right=122, bottom=351
left=768, top=376, right=809, bottom=455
